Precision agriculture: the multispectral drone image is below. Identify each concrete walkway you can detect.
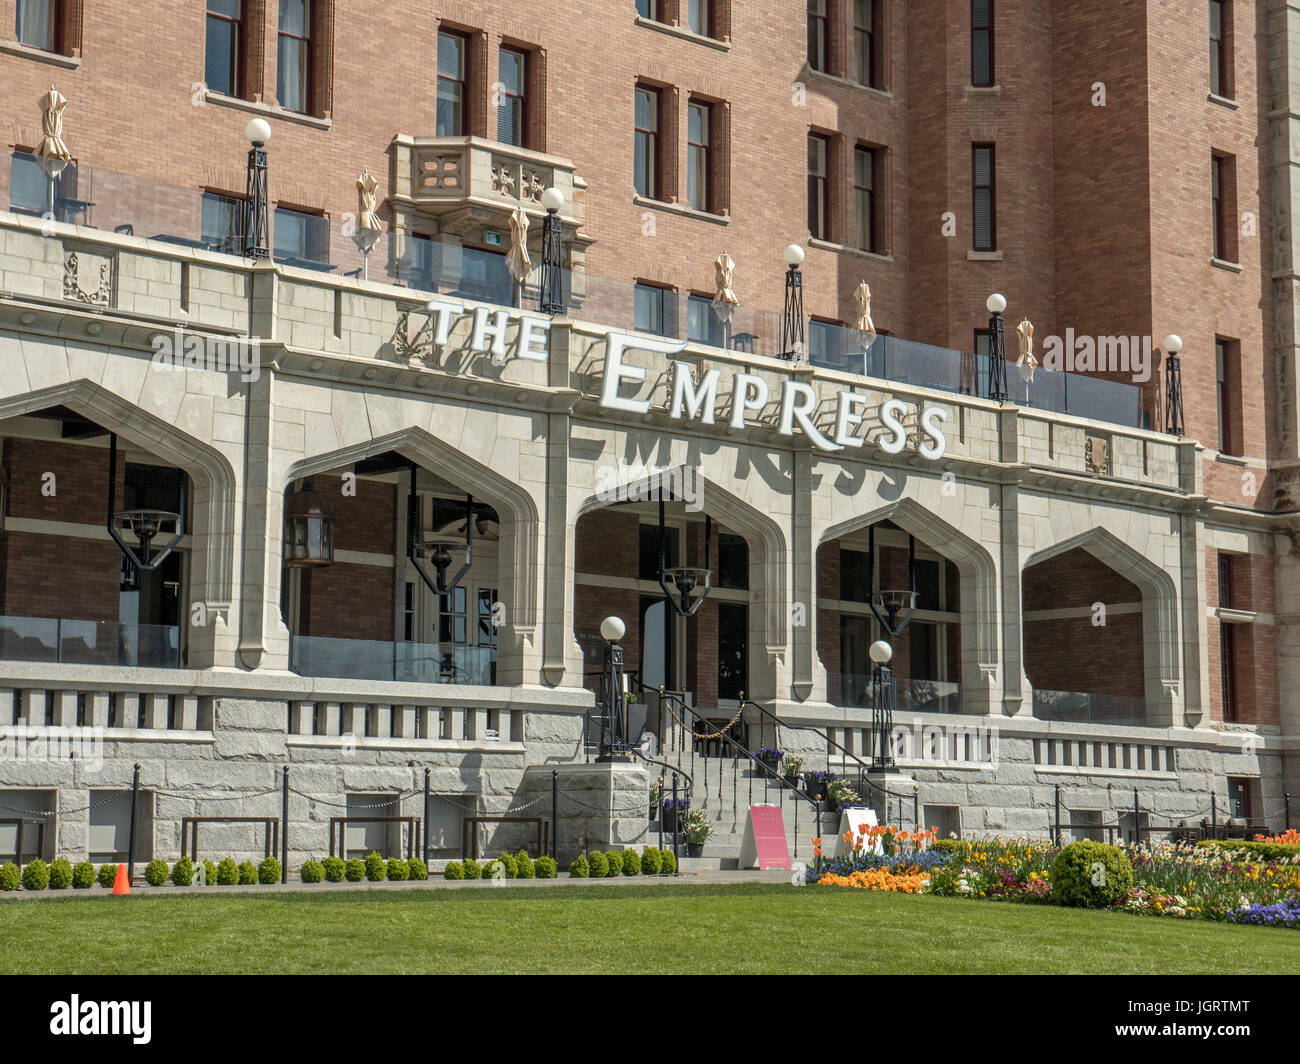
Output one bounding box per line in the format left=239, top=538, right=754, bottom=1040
left=0, top=868, right=796, bottom=901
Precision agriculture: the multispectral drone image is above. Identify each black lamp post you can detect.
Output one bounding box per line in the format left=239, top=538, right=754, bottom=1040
left=243, top=118, right=271, bottom=259
left=597, top=616, right=629, bottom=761
left=985, top=292, right=1009, bottom=401
left=869, top=640, right=896, bottom=769
left=539, top=186, right=565, bottom=315
left=779, top=244, right=806, bottom=361
left=1162, top=333, right=1185, bottom=437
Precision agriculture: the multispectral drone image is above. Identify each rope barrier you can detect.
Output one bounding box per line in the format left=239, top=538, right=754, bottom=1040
left=659, top=695, right=745, bottom=741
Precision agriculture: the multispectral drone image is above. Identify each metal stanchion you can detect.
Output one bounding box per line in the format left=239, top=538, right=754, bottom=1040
left=127, top=762, right=140, bottom=885
left=281, top=766, right=289, bottom=883
left=551, top=769, right=559, bottom=859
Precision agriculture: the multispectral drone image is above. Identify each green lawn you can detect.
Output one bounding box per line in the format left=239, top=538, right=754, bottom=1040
left=2, top=884, right=1297, bottom=974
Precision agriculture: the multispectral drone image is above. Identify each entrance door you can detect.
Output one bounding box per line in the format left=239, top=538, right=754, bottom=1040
left=640, top=595, right=677, bottom=691
left=840, top=615, right=872, bottom=707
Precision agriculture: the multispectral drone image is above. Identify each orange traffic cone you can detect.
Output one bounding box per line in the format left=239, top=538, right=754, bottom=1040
left=112, top=864, right=130, bottom=895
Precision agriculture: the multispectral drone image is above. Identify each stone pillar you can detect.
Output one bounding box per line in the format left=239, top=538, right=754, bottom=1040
left=997, top=408, right=1027, bottom=716
left=518, top=762, right=648, bottom=865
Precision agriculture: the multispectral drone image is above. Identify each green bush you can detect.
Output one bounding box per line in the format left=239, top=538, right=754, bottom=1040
left=463, top=858, right=482, bottom=880
left=1049, top=841, right=1133, bottom=908
left=605, top=850, right=623, bottom=877
left=96, top=864, right=117, bottom=889
left=258, top=856, right=282, bottom=884
left=443, top=861, right=465, bottom=880
left=535, top=856, right=557, bottom=879
left=660, top=849, right=676, bottom=875
left=72, top=860, right=95, bottom=889
left=144, top=858, right=169, bottom=887
left=1197, top=840, right=1300, bottom=862
left=931, top=839, right=963, bottom=854
left=586, top=850, right=609, bottom=877
left=321, top=857, right=346, bottom=883
left=408, top=857, right=428, bottom=881
left=202, top=860, right=218, bottom=886
left=170, top=856, right=195, bottom=886
left=621, top=848, right=641, bottom=876
left=1, top=861, right=21, bottom=891
left=48, top=857, right=73, bottom=890
left=515, top=850, right=535, bottom=879
left=217, top=857, right=240, bottom=885
left=21, top=858, right=50, bottom=891
left=641, top=848, right=662, bottom=875
left=238, top=860, right=259, bottom=885
left=568, top=855, right=589, bottom=878
left=386, top=858, right=410, bottom=881
left=481, top=860, right=502, bottom=880
left=364, top=852, right=386, bottom=882
left=300, top=859, right=325, bottom=883
left=496, top=853, right=518, bottom=879
left=344, top=858, right=365, bottom=882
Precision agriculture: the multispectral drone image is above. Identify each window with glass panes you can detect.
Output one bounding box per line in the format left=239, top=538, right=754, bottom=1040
left=1216, top=338, right=1232, bottom=453
left=687, top=293, right=721, bottom=346
left=808, top=134, right=829, bottom=240
left=277, top=0, right=312, bottom=113
left=497, top=47, right=526, bottom=147
left=437, top=31, right=467, bottom=136
left=855, top=146, right=879, bottom=253
left=8, top=152, right=48, bottom=216
left=636, top=0, right=659, bottom=19
left=717, top=601, right=748, bottom=700
left=971, top=0, right=993, bottom=87
left=639, top=523, right=681, bottom=579
left=1210, top=1, right=1228, bottom=97
left=717, top=533, right=749, bottom=589
left=206, top=0, right=242, bottom=97
left=687, top=101, right=711, bottom=212
left=635, top=283, right=675, bottom=337
left=1212, top=153, right=1227, bottom=259
left=438, top=586, right=468, bottom=644
left=855, top=0, right=877, bottom=88
left=808, top=0, right=828, bottom=72
left=274, top=206, right=329, bottom=266
left=16, top=0, right=57, bottom=51
left=689, top=0, right=712, bottom=36
left=634, top=87, right=659, bottom=199
left=201, top=191, right=245, bottom=254
left=972, top=144, right=996, bottom=250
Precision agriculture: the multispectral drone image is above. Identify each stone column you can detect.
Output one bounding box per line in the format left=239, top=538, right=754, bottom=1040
left=518, top=762, right=648, bottom=865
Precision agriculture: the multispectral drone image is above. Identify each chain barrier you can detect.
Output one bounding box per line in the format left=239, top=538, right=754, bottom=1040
left=660, top=695, right=744, bottom=741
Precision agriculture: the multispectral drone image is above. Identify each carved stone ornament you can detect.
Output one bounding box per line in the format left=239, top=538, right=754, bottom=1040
left=63, top=250, right=113, bottom=306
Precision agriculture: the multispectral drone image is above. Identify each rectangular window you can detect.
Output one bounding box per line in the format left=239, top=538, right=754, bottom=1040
left=808, top=0, right=828, bottom=73
left=273, top=206, right=329, bottom=267
left=855, top=146, right=879, bottom=253
left=1218, top=552, right=1234, bottom=610
left=687, top=293, right=722, bottom=347
left=972, top=143, right=996, bottom=250
left=634, top=87, right=660, bottom=199
left=1212, top=153, right=1229, bottom=260
left=438, top=585, right=468, bottom=645
left=639, top=523, right=680, bottom=580
left=1221, top=620, right=1238, bottom=722
left=634, top=282, right=675, bottom=337
left=1226, top=776, right=1252, bottom=818
left=8, top=151, right=48, bottom=216
left=437, top=31, right=467, bottom=137
left=840, top=548, right=871, bottom=603
left=971, top=0, right=994, bottom=87
left=717, top=601, right=748, bottom=701
left=855, top=0, right=877, bottom=88
left=716, top=533, right=749, bottom=590
left=15, top=0, right=57, bottom=51
left=808, top=133, right=829, bottom=240
left=687, top=101, right=711, bottom=212
left=200, top=191, right=244, bottom=254
left=636, top=0, right=658, bottom=19
left=277, top=0, right=312, bottom=114
left=205, top=0, right=242, bottom=97
left=688, top=0, right=711, bottom=37
left=497, top=47, right=526, bottom=147
left=1210, top=1, right=1228, bottom=97
left=1215, top=337, right=1242, bottom=455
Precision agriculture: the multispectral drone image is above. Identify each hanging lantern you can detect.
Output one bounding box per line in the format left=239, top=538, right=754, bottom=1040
left=284, top=482, right=334, bottom=567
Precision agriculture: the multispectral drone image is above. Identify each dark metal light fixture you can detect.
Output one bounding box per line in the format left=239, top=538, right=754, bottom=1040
left=778, top=244, right=805, bottom=361
left=243, top=118, right=271, bottom=260
left=539, top=186, right=565, bottom=315
left=986, top=293, right=1009, bottom=402
left=1162, top=333, right=1185, bottom=437
left=869, top=639, right=896, bottom=768
left=866, top=524, right=918, bottom=637
left=106, top=433, right=183, bottom=571
left=595, top=615, right=630, bottom=761
left=406, top=460, right=473, bottom=595
left=658, top=499, right=712, bottom=618
left=284, top=481, right=334, bottom=567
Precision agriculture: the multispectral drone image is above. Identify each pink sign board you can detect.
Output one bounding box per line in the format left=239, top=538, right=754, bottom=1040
left=739, top=804, right=791, bottom=870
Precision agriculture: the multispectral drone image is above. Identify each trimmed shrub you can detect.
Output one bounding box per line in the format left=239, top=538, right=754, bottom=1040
left=443, top=861, right=465, bottom=880
left=258, top=856, right=282, bottom=884
left=463, top=858, right=482, bottom=880
left=321, top=857, right=346, bottom=883
left=144, top=859, right=169, bottom=887
left=660, top=849, right=676, bottom=874
left=408, top=857, right=428, bottom=881
left=386, top=858, right=410, bottom=881
left=344, top=858, right=365, bottom=882
left=496, top=853, right=518, bottom=879
left=170, top=856, right=195, bottom=886
left=514, top=850, right=535, bottom=879
left=621, top=848, right=641, bottom=876
left=217, top=857, right=240, bottom=885
left=605, top=850, right=623, bottom=877
left=364, top=852, right=386, bottom=882
left=481, top=860, right=502, bottom=880
left=238, top=860, right=259, bottom=885
left=72, top=860, right=95, bottom=889
left=568, top=855, right=589, bottom=878
left=1, top=861, right=21, bottom=891
left=535, top=856, right=557, bottom=879
left=21, top=858, right=50, bottom=891
left=641, top=848, right=662, bottom=875
left=48, top=857, right=73, bottom=890
left=1197, top=840, right=1300, bottom=862
left=1050, top=841, right=1133, bottom=908
left=97, top=864, right=117, bottom=889
left=586, top=850, right=609, bottom=878
left=300, top=859, right=325, bottom=883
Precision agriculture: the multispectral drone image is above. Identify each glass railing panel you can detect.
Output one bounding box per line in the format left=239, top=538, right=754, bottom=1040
left=0, top=615, right=59, bottom=663
left=1031, top=689, right=1149, bottom=726
left=290, top=635, right=496, bottom=685
left=836, top=673, right=962, bottom=714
